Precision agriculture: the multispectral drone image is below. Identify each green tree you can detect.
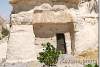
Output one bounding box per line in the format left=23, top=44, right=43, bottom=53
left=37, top=42, right=62, bottom=67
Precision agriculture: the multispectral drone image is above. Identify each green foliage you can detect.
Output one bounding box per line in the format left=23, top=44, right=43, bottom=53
left=1, top=27, right=9, bottom=38
left=85, top=64, right=92, bottom=67
left=37, top=42, right=62, bottom=66
left=85, top=63, right=99, bottom=67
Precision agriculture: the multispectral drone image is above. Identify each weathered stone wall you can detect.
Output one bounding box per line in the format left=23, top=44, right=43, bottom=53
left=8, top=0, right=98, bottom=61
left=11, top=10, right=33, bottom=25
left=5, top=0, right=98, bottom=67
left=69, top=0, right=98, bottom=54
left=75, top=16, right=98, bottom=54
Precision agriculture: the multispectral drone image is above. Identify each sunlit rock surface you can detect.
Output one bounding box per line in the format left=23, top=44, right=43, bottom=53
left=6, top=25, right=36, bottom=63
left=11, top=10, right=33, bottom=25
left=0, top=16, right=8, bottom=65
left=0, top=0, right=98, bottom=67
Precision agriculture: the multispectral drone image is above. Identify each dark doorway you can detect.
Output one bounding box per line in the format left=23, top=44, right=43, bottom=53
left=56, top=33, right=67, bottom=54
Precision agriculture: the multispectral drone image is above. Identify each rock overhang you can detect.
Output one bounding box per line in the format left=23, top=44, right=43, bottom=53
left=9, top=0, right=81, bottom=13
left=11, top=4, right=74, bottom=25
left=32, top=10, right=73, bottom=24
left=33, top=5, right=73, bottom=24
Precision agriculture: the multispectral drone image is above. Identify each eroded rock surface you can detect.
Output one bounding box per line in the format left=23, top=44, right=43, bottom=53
left=9, top=0, right=80, bottom=13
left=0, top=0, right=98, bottom=67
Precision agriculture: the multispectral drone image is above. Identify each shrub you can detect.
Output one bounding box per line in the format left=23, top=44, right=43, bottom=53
left=85, top=63, right=99, bottom=67
left=37, top=42, right=62, bottom=67
left=1, top=27, right=9, bottom=38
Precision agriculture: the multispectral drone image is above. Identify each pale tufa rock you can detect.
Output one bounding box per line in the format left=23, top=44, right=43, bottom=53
left=11, top=9, right=33, bottom=25
left=34, top=3, right=52, bottom=11
left=52, top=5, right=68, bottom=11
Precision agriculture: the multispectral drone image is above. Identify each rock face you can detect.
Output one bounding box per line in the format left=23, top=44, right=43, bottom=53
left=74, top=14, right=98, bottom=54
left=9, top=0, right=80, bottom=13
left=0, top=16, right=8, bottom=66
left=78, top=0, right=98, bottom=15
left=7, top=25, right=36, bottom=63
left=2, top=0, right=98, bottom=67
left=11, top=10, right=33, bottom=25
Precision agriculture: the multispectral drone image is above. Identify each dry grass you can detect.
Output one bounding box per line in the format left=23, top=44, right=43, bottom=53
left=75, top=48, right=98, bottom=60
